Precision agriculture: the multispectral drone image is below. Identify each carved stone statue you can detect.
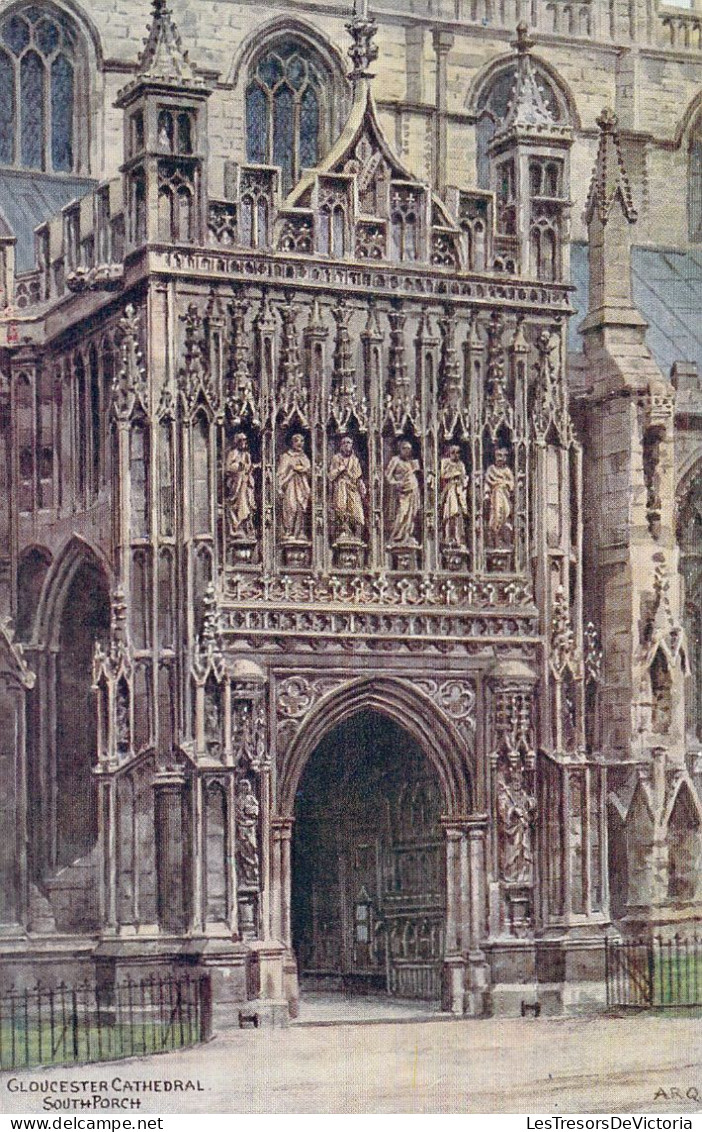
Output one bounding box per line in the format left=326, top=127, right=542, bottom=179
left=385, top=439, right=421, bottom=546
left=277, top=433, right=311, bottom=541
left=484, top=447, right=515, bottom=548
left=440, top=445, right=469, bottom=547
left=233, top=702, right=268, bottom=772
left=329, top=436, right=367, bottom=541
left=225, top=432, right=257, bottom=541
left=496, top=757, right=536, bottom=885
left=235, top=777, right=260, bottom=887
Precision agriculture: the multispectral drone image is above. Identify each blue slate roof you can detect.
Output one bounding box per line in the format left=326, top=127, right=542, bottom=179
left=570, top=241, right=702, bottom=378
left=0, top=169, right=96, bottom=272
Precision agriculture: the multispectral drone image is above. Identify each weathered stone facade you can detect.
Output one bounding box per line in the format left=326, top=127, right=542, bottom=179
left=0, top=0, right=699, bottom=1020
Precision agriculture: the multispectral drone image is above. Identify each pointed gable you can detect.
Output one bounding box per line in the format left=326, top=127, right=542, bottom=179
left=116, top=0, right=208, bottom=104
left=136, top=0, right=201, bottom=86
left=492, top=24, right=572, bottom=146
left=272, top=2, right=463, bottom=268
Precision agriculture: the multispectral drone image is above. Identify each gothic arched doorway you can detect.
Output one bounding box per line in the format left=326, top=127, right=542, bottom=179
left=291, top=710, right=446, bottom=1003
left=54, top=558, right=110, bottom=867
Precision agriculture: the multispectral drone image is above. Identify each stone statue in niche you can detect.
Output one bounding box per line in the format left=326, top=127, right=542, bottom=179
left=225, top=432, right=258, bottom=543
left=385, top=439, right=421, bottom=548
left=235, top=777, right=260, bottom=888
left=484, top=447, right=515, bottom=569
left=496, top=756, right=536, bottom=885
left=329, top=436, right=367, bottom=543
left=440, top=444, right=469, bottom=548
left=233, top=701, right=268, bottom=772
left=277, top=434, right=312, bottom=542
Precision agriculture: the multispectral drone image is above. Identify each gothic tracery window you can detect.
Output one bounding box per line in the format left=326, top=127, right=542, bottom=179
left=0, top=4, right=84, bottom=173
left=246, top=41, right=328, bottom=196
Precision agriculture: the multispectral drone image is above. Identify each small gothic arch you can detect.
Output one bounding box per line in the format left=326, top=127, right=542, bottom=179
left=278, top=676, right=473, bottom=818
left=33, top=533, right=111, bottom=651
left=16, top=544, right=52, bottom=641
left=625, top=781, right=655, bottom=908
left=664, top=781, right=702, bottom=903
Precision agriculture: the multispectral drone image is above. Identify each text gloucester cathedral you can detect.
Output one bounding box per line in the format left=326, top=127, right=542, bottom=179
left=0, top=0, right=700, bottom=1020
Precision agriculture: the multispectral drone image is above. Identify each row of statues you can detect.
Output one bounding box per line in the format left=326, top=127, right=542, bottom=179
left=225, top=433, right=516, bottom=551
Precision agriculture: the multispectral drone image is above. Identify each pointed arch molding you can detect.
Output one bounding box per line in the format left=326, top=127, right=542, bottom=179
left=276, top=675, right=473, bottom=818
left=0, top=0, right=102, bottom=66
left=675, top=90, right=702, bottom=149
left=227, top=16, right=349, bottom=92
left=33, top=534, right=111, bottom=650
left=663, top=776, right=702, bottom=833
left=465, top=51, right=581, bottom=130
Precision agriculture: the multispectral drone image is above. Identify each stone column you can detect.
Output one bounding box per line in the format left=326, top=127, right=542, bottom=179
left=191, top=773, right=204, bottom=933
left=442, top=819, right=465, bottom=1014
left=432, top=31, right=454, bottom=197
left=271, top=817, right=294, bottom=947
left=465, top=817, right=489, bottom=1014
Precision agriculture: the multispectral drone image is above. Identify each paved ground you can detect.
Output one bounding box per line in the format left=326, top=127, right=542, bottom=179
left=2, top=1000, right=702, bottom=1114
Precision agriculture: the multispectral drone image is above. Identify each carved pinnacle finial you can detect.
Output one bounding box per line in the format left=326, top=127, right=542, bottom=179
left=596, top=106, right=618, bottom=133
left=135, top=0, right=199, bottom=84
left=513, top=21, right=535, bottom=54
left=586, top=105, right=637, bottom=226
left=346, top=0, right=379, bottom=82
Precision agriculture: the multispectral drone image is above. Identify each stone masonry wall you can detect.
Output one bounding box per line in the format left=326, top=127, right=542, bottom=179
left=47, top=0, right=702, bottom=246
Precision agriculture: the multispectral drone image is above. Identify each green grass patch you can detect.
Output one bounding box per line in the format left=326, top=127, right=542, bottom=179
left=0, top=1019, right=201, bottom=1070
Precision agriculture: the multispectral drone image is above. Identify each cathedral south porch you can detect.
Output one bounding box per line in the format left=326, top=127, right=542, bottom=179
left=0, top=0, right=626, bottom=1023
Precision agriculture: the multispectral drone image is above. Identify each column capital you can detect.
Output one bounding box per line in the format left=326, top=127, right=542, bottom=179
left=442, top=813, right=488, bottom=835
left=271, top=816, right=294, bottom=839
left=432, top=28, right=455, bottom=54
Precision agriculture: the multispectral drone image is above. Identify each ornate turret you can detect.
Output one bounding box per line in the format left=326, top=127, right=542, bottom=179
left=115, top=0, right=212, bottom=248
left=488, top=24, right=572, bottom=281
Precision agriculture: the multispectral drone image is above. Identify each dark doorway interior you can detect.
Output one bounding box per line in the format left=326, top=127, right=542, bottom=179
left=55, top=561, right=110, bottom=867
left=292, top=710, right=445, bottom=1001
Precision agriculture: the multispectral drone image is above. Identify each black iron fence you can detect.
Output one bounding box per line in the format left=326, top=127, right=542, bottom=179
left=606, top=934, right=702, bottom=1008
left=0, top=973, right=212, bottom=1070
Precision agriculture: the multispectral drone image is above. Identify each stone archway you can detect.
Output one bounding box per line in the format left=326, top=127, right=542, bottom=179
left=272, top=678, right=484, bottom=1016
left=291, top=710, right=447, bottom=1003
left=27, top=538, right=111, bottom=903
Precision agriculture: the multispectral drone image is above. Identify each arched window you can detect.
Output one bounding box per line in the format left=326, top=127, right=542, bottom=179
left=0, top=4, right=85, bottom=173
left=246, top=41, right=328, bottom=196
left=688, top=128, right=702, bottom=242
left=473, top=63, right=565, bottom=189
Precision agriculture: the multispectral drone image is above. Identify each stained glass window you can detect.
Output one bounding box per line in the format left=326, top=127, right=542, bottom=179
left=51, top=53, right=73, bottom=171
left=0, top=51, right=14, bottom=164
left=246, top=42, right=327, bottom=196
left=20, top=50, right=43, bottom=168
left=0, top=5, right=81, bottom=172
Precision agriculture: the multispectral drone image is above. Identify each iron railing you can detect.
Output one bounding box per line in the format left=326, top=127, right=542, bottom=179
left=606, top=935, right=702, bottom=1008
left=0, top=973, right=212, bottom=1070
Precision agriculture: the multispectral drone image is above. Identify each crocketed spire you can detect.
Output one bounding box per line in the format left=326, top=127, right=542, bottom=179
left=585, top=107, right=638, bottom=226
left=136, top=0, right=201, bottom=84
left=494, top=24, right=570, bottom=142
